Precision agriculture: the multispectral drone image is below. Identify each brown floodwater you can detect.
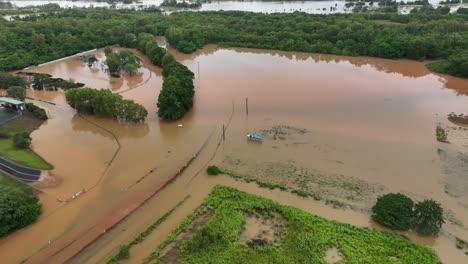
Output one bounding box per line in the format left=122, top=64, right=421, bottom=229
left=1, top=44, right=468, bottom=264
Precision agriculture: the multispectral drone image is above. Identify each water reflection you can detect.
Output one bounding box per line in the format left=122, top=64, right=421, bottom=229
left=71, top=114, right=150, bottom=139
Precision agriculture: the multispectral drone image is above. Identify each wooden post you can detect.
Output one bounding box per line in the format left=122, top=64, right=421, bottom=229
left=246, top=97, right=249, bottom=116
left=223, top=124, right=225, bottom=141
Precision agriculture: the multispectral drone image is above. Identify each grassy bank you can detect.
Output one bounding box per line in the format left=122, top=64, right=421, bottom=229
left=0, top=172, right=24, bottom=188
left=0, top=115, right=51, bottom=169
left=150, top=186, right=441, bottom=263
left=0, top=139, right=50, bottom=169
left=105, top=196, right=190, bottom=263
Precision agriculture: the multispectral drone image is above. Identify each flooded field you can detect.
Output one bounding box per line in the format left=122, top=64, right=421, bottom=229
left=5, top=0, right=465, bottom=15
left=0, top=43, right=467, bottom=263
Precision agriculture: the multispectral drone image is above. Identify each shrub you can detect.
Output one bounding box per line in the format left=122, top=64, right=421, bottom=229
left=0, top=185, right=41, bottom=236
left=12, top=132, right=31, bottom=149
left=372, top=193, right=414, bottom=230
left=412, top=199, right=444, bottom=235
left=436, top=125, right=448, bottom=143
left=116, top=244, right=130, bottom=259
left=207, top=165, right=221, bottom=175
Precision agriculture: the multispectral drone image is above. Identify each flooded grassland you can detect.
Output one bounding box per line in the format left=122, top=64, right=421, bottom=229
left=1, top=44, right=468, bottom=263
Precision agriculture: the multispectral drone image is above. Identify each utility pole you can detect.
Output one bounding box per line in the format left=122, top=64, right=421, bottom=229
left=246, top=97, right=249, bottom=116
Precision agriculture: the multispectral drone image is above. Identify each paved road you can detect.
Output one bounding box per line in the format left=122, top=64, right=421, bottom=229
left=0, top=156, right=41, bottom=182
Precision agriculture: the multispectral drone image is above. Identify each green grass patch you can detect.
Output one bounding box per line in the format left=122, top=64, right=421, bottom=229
left=426, top=60, right=451, bottom=76
left=150, top=186, right=442, bottom=263
left=105, top=196, right=190, bottom=263
left=0, top=172, right=24, bottom=189
left=0, top=138, right=51, bottom=169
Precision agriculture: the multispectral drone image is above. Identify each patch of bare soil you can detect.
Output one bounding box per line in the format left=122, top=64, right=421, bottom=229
left=438, top=148, right=468, bottom=209
left=239, top=211, right=287, bottom=246
left=159, top=211, right=213, bottom=264
left=222, top=157, right=384, bottom=211
left=261, top=125, right=307, bottom=140
left=324, top=247, right=343, bottom=264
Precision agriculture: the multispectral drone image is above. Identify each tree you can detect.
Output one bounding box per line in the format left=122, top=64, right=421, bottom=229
left=412, top=200, right=444, bottom=235
left=372, top=193, right=414, bottom=230
left=13, top=132, right=32, bottom=149
left=0, top=185, right=41, bottom=236
left=32, top=74, right=48, bottom=91
left=6, top=86, right=26, bottom=101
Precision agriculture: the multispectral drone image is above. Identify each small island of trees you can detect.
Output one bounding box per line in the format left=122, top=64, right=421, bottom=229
left=65, top=88, right=148, bottom=123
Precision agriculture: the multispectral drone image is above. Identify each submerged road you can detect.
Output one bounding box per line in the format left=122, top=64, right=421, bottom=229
left=0, top=156, right=41, bottom=182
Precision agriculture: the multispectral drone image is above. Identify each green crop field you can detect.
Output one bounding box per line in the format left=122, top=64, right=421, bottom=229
left=150, top=186, right=441, bottom=264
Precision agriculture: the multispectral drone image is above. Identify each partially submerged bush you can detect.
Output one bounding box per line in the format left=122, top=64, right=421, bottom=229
left=436, top=125, right=448, bottom=143
left=25, top=103, right=48, bottom=120
left=207, top=165, right=221, bottom=175
left=12, top=131, right=31, bottom=149
left=412, top=199, right=444, bottom=235
left=372, top=193, right=414, bottom=230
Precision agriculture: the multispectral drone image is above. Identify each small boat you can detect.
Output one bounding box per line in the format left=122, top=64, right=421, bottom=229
left=247, top=133, right=263, bottom=141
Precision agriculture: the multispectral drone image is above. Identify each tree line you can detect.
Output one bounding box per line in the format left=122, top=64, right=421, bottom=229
left=136, top=33, right=195, bottom=120
left=0, top=183, right=41, bottom=237
left=0, top=8, right=466, bottom=78
left=65, top=88, right=148, bottom=123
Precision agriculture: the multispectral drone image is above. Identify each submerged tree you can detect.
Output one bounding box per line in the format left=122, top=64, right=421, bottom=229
left=412, top=200, right=444, bottom=235
left=372, top=193, right=414, bottom=230
left=105, top=49, right=141, bottom=76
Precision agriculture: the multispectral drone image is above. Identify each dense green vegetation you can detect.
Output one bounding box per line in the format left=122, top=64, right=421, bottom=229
left=136, top=33, right=195, bottom=120
left=104, top=49, right=141, bottom=76
left=106, top=196, right=189, bottom=263
left=372, top=193, right=414, bottom=230
left=412, top=199, right=445, bottom=235
left=6, top=86, right=26, bottom=101
left=25, top=103, right=48, bottom=120
left=0, top=8, right=467, bottom=77
left=151, top=186, right=441, bottom=263
left=30, top=73, right=82, bottom=91
left=161, top=0, right=201, bottom=8
left=0, top=174, right=41, bottom=237
left=436, top=125, right=448, bottom=142
left=0, top=72, right=26, bottom=89
left=372, top=193, right=445, bottom=235
left=65, top=88, right=148, bottom=122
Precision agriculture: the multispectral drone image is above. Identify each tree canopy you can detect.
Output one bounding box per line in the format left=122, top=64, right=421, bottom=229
left=65, top=88, right=148, bottom=123
left=0, top=185, right=41, bottom=237
left=0, top=8, right=466, bottom=77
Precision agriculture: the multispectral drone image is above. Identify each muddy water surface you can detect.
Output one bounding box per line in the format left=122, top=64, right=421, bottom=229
left=1, top=45, right=468, bottom=263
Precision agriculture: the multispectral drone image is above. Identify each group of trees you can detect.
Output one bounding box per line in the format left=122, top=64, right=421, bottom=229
left=136, top=33, right=195, bottom=120
left=104, top=48, right=141, bottom=77
left=0, top=72, right=25, bottom=89
left=372, top=193, right=445, bottom=235
left=0, top=8, right=466, bottom=78
left=0, top=184, right=41, bottom=237
left=31, top=73, right=81, bottom=91
left=65, top=88, right=148, bottom=123
left=161, top=0, right=201, bottom=8
left=6, top=86, right=26, bottom=101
